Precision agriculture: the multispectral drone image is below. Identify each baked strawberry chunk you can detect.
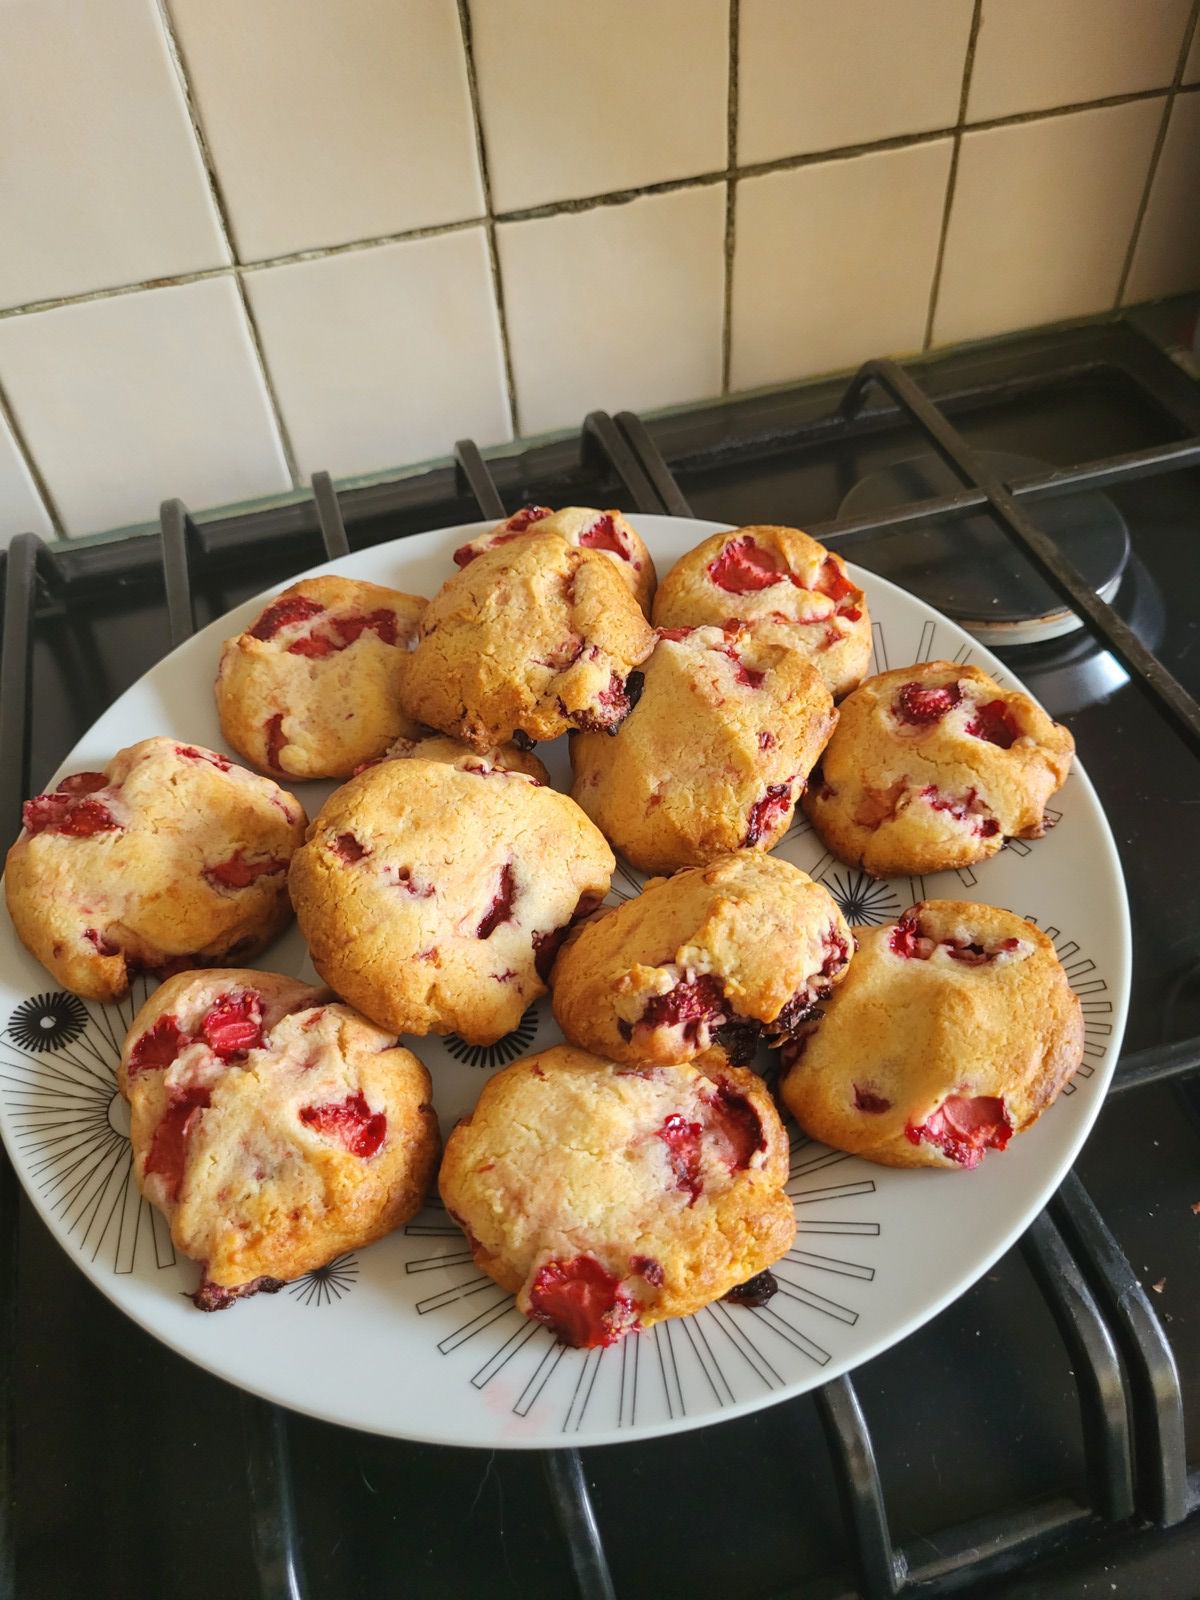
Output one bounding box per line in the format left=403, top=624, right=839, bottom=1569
left=24, top=787, right=119, bottom=837
left=332, top=609, right=398, bottom=647
left=854, top=1085, right=891, bottom=1112
left=56, top=771, right=110, bottom=794
left=966, top=699, right=1021, bottom=749
left=527, top=1255, right=637, bottom=1348
left=476, top=863, right=516, bottom=938
left=813, top=557, right=856, bottom=604
left=888, top=913, right=935, bottom=960
left=299, top=1090, right=386, bottom=1158
left=905, top=1095, right=1012, bottom=1167
left=894, top=680, right=962, bottom=726
left=175, top=746, right=232, bottom=771
left=203, top=851, right=289, bottom=889
left=250, top=595, right=324, bottom=641
left=922, top=785, right=1000, bottom=837
left=723, top=1269, right=778, bottom=1306
left=286, top=632, right=335, bottom=658
left=579, top=513, right=630, bottom=559
left=127, top=1015, right=188, bottom=1076
left=192, top=1275, right=285, bottom=1312
left=744, top=782, right=793, bottom=846
left=720, top=644, right=764, bottom=688
left=331, top=832, right=368, bottom=863
left=656, top=1112, right=704, bottom=1204
left=200, top=991, right=264, bottom=1060
left=704, top=1080, right=765, bottom=1170
left=707, top=535, right=786, bottom=593
left=640, top=974, right=727, bottom=1042
left=146, top=1086, right=211, bottom=1200
left=264, top=713, right=287, bottom=769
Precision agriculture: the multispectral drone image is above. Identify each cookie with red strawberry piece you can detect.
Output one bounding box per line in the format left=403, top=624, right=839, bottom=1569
left=451, top=505, right=656, bottom=613
left=439, top=1045, right=795, bottom=1347
left=778, top=900, right=1083, bottom=1170
left=552, top=854, right=851, bottom=1067
left=401, top=532, right=657, bottom=751
left=4, top=738, right=305, bottom=1001
left=288, top=757, right=614, bottom=1043
left=570, top=619, right=836, bottom=873
left=802, top=660, right=1073, bottom=876
left=652, top=525, right=871, bottom=700
left=120, top=969, right=439, bottom=1309
left=215, top=575, right=426, bottom=779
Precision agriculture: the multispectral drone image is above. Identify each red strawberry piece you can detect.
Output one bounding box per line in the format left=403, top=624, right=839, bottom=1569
left=812, top=556, right=856, bottom=603
left=192, top=1275, right=284, bottom=1312
left=758, top=730, right=775, bottom=751
left=527, top=1255, right=637, bottom=1349
left=175, top=746, right=231, bottom=772
left=249, top=596, right=324, bottom=641
left=572, top=671, right=640, bottom=734
left=944, top=934, right=1021, bottom=965
left=199, top=991, right=263, bottom=1060
left=23, top=789, right=120, bottom=837
left=723, top=1269, right=778, bottom=1307
left=331, top=832, right=368, bottom=863
left=657, top=626, right=694, bottom=642
left=504, top=504, right=553, bottom=533
left=965, top=698, right=1021, bottom=749
left=744, top=782, right=793, bottom=846
left=263, top=714, right=287, bottom=769
left=640, top=974, right=727, bottom=1042
left=452, top=531, right=520, bottom=567
left=203, top=852, right=288, bottom=889
left=854, top=1085, right=891, bottom=1113
left=922, top=785, right=1000, bottom=837
left=894, top=680, right=962, bottom=726
left=56, top=771, right=110, bottom=795
left=708, top=535, right=786, bottom=593
left=83, top=927, right=119, bottom=957
left=299, top=1090, right=386, bottom=1158
left=536, top=637, right=585, bottom=671
left=888, top=912, right=934, bottom=959
left=476, top=863, right=516, bottom=938
left=821, top=926, right=850, bottom=979
left=905, top=1095, right=1012, bottom=1167
left=128, top=1015, right=188, bottom=1076
left=145, top=1086, right=211, bottom=1200
left=333, top=609, right=399, bottom=647
left=703, top=1080, right=765, bottom=1170
left=579, top=513, right=630, bottom=559
left=629, top=1255, right=664, bottom=1286
left=655, top=1112, right=704, bottom=1204
left=720, top=645, right=764, bottom=688
left=287, top=632, right=335, bottom=658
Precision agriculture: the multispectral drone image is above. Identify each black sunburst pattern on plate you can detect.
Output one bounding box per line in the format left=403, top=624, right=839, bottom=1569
left=287, top=1253, right=359, bottom=1306
left=8, top=991, right=89, bottom=1053
left=444, top=1004, right=538, bottom=1069
left=820, top=870, right=902, bottom=926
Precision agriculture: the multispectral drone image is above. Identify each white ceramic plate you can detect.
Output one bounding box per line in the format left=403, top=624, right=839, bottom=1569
left=0, top=516, right=1130, bottom=1449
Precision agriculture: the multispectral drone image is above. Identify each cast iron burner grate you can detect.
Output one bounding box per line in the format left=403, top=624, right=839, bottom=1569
left=2, top=338, right=1199, bottom=1600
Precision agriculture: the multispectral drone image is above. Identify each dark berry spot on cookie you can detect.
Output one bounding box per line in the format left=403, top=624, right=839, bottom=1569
left=333, top=609, right=399, bottom=647
left=744, top=782, right=793, bottom=846
left=629, top=1254, right=665, bottom=1287
left=128, top=1015, right=188, bottom=1076
left=720, top=645, right=764, bottom=688
left=203, top=852, right=289, bottom=890
left=192, top=1274, right=284, bottom=1312
left=888, top=912, right=934, bottom=960
left=758, top=730, right=775, bottom=750
left=331, top=832, right=368, bottom=863
left=657, top=626, right=694, bottom=642
left=56, top=770, right=111, bottom=795
left=854, top=1085, right=891, bottom=1113
left=146, top=1086, right=211, bottom=1200
left=712, top=1016, right=763, bottom=1065
left=579, top=512, right=630, bottom=560
left=922, top=784, right=999, bottom=837
left=200, top=991, right=263, bottom=1060
left=24, top=789, right=119, bottom=837
left=708, top=535, right=785, bottom=593
left=175, top=746, right=231, bottom=771
left=533, top=888, right=600, bottom=982
left=287, top=632, right=335, bottom=658
left=655, top=1112, right=704, bottom=1204
left=905, top=1094, right=1012, bottom=1167
left=894, top=680, right=962, bottom=726
left=704, top=1080, right=766, bottom=1170
left=965, top=698, right=1021, bottom=749
left=527, top=1255, right=636, bottom=1349
left=624, top=669, right=645, bottom=712
left=250, top=596, right=324, bottom=641
left=264, top=713, right=287, bottom=769
left=506, top=504, right=553, bottom=533
left=512, top=729, right=536, bottom=752
left=723, top=1269, right=779, bottom=1307
left=772, top=994, right=818, bottom=1038
left=944, top=934, right=1022, bottom=965
left=812, top=556, right=856, bottom=604
left=616, top=1018, right=633, bottom=1042
left=476, top=863, right=516, bottom=939
left=83, top=928, right=121, bottom=960
left=299, top=1090, right=386, bottom=1158
left=640, top=974, right=727, bottom=1043
left=536, top=636, right=585, bottom=670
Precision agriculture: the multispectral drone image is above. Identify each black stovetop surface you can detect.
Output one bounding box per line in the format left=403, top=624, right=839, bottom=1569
left=9, top=319, right=1200, bottom=1598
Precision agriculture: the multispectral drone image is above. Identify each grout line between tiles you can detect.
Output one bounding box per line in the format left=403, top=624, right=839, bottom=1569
left=922, top=0, right=983, bottom=351
left=1113, top=0, right=1200, bottom=308
left=721, top=0, right=740, bottom=395
left=151, top=0, right=303, bottom=488
left=0, top=378, right=67, bottom=538
left=456, top=0, right=521, bottom=441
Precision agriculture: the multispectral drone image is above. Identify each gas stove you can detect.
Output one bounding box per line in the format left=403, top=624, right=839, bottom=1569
left=3, top=316, right=1198, bottom=1599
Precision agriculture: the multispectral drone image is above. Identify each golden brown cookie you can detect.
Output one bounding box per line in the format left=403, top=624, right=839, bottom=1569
left=803, top=660, right=1074, bottom=877
left=439, top=1045, right=795, bottom=1347
left=215, top=575, right=426, bottom=779
left=401, top=532, right=657, bottom=751
left=288, top=757, right=614, bottom=1043
left=551, top=854, right=851, bottom=1066
left=120, top=970, right=439, bottom=1308
left=372, top=731, right=550, bottom=785
left=570, top=619, right=836, bottom=873
left=4, top=738, right=305, bottom=1001
left=452, top=505, right=656, bottom=613
left=778, top=901, right=1083, bottom=1169
left=651, top=525, right=871, bottom=699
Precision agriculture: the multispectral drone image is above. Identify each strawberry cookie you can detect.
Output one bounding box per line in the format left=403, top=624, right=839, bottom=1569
left=5, top=738, right=305, bottom=1001
left=570, top=619, right=836, bottom=874
left=439, top=1045, right=795, bottom=1348
left=401, top=532, right=656, bottom=751
left=779, top=901, right=1083, bottom=1169
left=371, top=731, right=550, bottom=785
left=803, top=661, right=1074, bottom=877
left=551, top=854, right=851, bottom=1066
left=451, top=505, right=656, bottom=613
left=120, top=970, right=439, bottom=1309
left=288, top=757, right=614, bottom=1043
left=651, top=525, right=871, bottom=700
left=215, top=575, right=426, bottom=779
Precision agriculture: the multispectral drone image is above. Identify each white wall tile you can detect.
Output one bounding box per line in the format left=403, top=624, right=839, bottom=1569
left=498, top=186, right=725, bottom=437
left=1124, top=94, right=1200, bottom=304
left=168, top=0, right=483, bottom=261
left=0, top=0, right=228, bottom=311
left=935, top=102, right=1161, bottom=347
left=245, top=231, right=511, bottom=480
left=473, top=0, right=728, bottom=212
left=0, top=280, right=290, bottom=537
left=968, top=0, right=1191, bottom=121
left=739, top=0, right=972, bottom=165
left=730, top=142, right=952, bottom=391
left=0, top=411, right=54, bottom=546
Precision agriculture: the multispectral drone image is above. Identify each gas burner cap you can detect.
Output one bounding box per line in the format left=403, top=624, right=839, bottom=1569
left=836, top=450, right=1130, bottom=646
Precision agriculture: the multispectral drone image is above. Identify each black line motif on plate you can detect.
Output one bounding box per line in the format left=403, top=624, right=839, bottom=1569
left=287, top=1253, right=359, bottom=1306
left=444, top=1004, right=538, bottom=1068
left=820, top=870, right=901, bottom=926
